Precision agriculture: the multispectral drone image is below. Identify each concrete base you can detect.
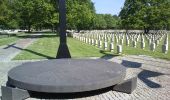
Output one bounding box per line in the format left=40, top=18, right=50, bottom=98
left=113, top=77, right=137, bottom=94
left=1, top=86, right=30, bottom=100
left=1, top=77, right=137, bottom=100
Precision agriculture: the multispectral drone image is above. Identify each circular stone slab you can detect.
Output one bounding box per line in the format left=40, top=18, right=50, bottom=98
left=8, top=59, right=126, bottom=93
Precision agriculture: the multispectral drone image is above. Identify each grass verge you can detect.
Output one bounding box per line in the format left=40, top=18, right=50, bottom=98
left=0, top=36, right=18, bottom=46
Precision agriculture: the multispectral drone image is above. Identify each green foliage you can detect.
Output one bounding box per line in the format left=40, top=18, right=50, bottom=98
left=0, top=0, right=7, bottom=26
left=13, top=0, right=57, bottom=32
left=0, top=0, right=120, bottom=31
left=104, top=14, right=118, bottom=29
left=119, top=0, right=170, bottom=31
left=66, top=0, right=95, bottom=30
left=93, top=14, right=107, bottom=29
left=1, top=0, right=170, bottom=31
left=0, top=0, right=17, bottom=29
left=93, top=14, right=119, bottom=29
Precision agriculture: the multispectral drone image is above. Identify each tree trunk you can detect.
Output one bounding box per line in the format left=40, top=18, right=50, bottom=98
left=144, top=26, right=149, bottom=34
left=51, top=26, right=54, bottom=32
left=40, top=25, right=42, bottom=31
left=77, top=29, right=80, bottom=33
left=28, top=24, right=31, bottom=33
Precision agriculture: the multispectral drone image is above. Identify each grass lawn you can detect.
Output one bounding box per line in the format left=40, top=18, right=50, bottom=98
left=0, top=33, right=29, bottom=46
left=14, top=33, right=170, bottom=60
left=0, top=36, right=19, bottom=46
left=14, top=36, right=114, bottom=60
left=113, top=34, right=170, bottom=60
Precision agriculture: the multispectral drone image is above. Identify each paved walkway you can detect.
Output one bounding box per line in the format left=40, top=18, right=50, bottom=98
left=0, top=55, right=170, bottom=100
left=0, top=34, right=40, bottom=62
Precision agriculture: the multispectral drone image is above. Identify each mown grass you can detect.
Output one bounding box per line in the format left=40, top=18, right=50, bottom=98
left=113, top=34, right=170, bottom=60
left=14, top=33, right=170, bottom=60
left=0, top=33, right=28, bottom=46
left=0, top=36, right=18, bottom=46
left=14, top=36, right=114, bottom=60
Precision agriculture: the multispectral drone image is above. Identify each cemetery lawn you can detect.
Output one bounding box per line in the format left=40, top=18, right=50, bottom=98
left=0, top=36, right=18, bottom=46
left=14, top=36, right=114, bottom=60
left=120, top=34, right=170, bottom=60
left=14, top=34, right=170, bottom=60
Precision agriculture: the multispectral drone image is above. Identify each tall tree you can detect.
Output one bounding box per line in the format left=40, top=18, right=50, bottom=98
left=119, top=0, right=170, bottom=32
left=104, top=14, right=118, bottom=29
left=14, top=0, right=57, bottom=32
left=93, top=14, right=107, bottom=29
left=0, top=0, right=11, bottom=29
left=66, top=0, right=95, bottom=31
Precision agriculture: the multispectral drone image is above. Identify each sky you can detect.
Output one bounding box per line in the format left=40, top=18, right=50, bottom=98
left=91, top=0, right=125, bottom=15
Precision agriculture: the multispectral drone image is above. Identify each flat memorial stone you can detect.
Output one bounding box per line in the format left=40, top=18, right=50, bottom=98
left=7, top=59, right=126, bottom=93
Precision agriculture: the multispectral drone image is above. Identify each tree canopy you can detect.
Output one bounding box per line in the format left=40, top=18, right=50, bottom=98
left=119, top=0, right=170, bottom=32
left=1, top=0, right=169, bottom=32
left=0, top=0, right=14, bottom=29
left=0, top=0, right=119, bottom=32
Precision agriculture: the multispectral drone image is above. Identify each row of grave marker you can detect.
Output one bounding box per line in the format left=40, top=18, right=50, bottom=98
left=72, top=30, right=169, bottom=54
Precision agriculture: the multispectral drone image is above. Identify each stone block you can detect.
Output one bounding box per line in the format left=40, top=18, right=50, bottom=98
left=162, top=44, right=168, bottom=54
left=141, top=42, right=145, bottom=49
left=111, top=43, right=114, bottom=52
left=113, top=76, right=137, bottom=94
left=133, top=41, right=137, bottom=48
left=117, top=45, right=122, bottom=54
left=150, top=43, right=156, bottom=51
left=105, top=42, right=108, bottom=50
left=126, top=39, right=129, bottom=46
left=1, top=86, right=30, bottom=100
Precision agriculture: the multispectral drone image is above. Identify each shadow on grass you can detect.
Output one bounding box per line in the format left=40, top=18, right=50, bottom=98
left=3, top=43, right=16, bottom=49
left=121, top=60, right=164, bottom=88
left=17, top=34, right=58, bottom=39
left=99, top=50, right=119, bottom=60
left=4, top=44, right=56, bottom=59
left=25, top=31, right=56, bottom=34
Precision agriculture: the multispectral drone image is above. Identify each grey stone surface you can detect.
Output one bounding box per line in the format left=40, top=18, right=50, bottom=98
left=113, top=76, right=137, bottom=94
left=0, top=55, right=170, bottom=100
left=141, top=42, right=145, bottom=49
left=117, top=45, right=122, bottom=54
left=162, top=44, right=168, bottom=54
left=8, top=59, right=126, bottom=93
left=1, top=86, right=30, bottom=100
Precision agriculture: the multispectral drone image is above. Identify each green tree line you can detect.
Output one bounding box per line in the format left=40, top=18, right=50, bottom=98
left=0, top=0, right=118, bottom=32
left=0, top=0, right=169, bottom=32
left=119, top=0, right=170, bottom=32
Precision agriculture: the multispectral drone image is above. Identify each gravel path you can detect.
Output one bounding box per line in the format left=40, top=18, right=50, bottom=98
left=0, top=55, right=170, bottom=100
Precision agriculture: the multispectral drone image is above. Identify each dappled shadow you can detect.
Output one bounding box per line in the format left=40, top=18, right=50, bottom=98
left=121, top=60, right=164, bottom=88
left=138, top=70, right=164, bottom=88
left=4, top=44, right=55, bottom=59
left=99, top=50, right=119, bottom=60
left=122, top=60, right=142, bottom=68
left=29, top=86, right=112, bottom=99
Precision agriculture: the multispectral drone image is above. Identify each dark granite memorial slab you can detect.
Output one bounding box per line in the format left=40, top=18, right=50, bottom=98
left=7, top=59, right=126, bottom=93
